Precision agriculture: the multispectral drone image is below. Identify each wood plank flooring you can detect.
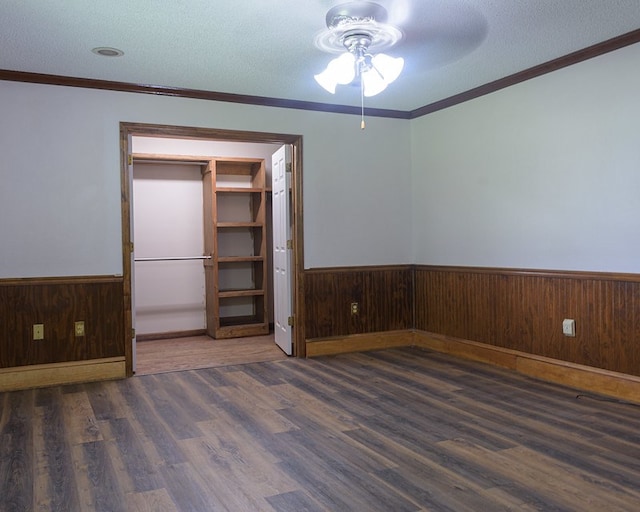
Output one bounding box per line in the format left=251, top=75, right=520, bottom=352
left=135, top=334, right=287, bottom=375
left=2, top=347, right=640, bottom=511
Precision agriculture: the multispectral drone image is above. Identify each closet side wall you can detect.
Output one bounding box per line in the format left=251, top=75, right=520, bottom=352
left=133, top=162, right=205, bottom=336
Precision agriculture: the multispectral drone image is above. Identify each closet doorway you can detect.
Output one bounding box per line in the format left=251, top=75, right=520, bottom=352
left=120, top=123, right=304, bottom=376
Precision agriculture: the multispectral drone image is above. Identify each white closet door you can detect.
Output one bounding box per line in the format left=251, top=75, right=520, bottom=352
left=272, top=145, right=292, bottom=355
left=133, top=163, right=205, bottom=336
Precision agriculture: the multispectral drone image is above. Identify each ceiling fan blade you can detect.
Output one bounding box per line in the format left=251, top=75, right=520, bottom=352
left=385, top=0, right=488, bottom=69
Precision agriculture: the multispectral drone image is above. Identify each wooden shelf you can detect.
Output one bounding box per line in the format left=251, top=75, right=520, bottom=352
left=215, top=319, right=269, bottom=339
left=218, top=256, right=264, bottom=263
left=219, top=315, right=267, bottom=327
left=203, top=157, right=268, bottom=339
left=217, top=222, right=262, bottom=228
left=218, top=289, right=265, bottom=298
left=216, top=187, right=264, bottom=193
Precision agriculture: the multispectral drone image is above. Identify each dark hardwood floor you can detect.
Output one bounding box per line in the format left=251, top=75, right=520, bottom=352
left=2, top=347, right=640, bottom=511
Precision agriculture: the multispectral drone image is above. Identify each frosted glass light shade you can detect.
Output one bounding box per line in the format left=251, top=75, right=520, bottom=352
left=372, top=54, right=404, bottom=84
left=363, top=54, right=404, bottom=97
left=314, top=53, right=356, bottom=94
left=362, top=67, right=387, bottom=97
left=315, top=52, right=404, bottom=96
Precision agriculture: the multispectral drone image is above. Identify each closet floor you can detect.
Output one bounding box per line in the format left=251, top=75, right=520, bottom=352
left=135, top=333, right=287, bottom=375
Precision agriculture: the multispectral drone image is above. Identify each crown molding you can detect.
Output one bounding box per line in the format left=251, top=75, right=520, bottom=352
left=1, top=28, right=638, bottom=120
left=0, top=69, right=409, bottom=120
left=410, top=28, right=640, bottom=118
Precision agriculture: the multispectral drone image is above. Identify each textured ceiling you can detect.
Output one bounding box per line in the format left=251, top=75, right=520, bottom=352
left=1, top=0, right=640, bottom=112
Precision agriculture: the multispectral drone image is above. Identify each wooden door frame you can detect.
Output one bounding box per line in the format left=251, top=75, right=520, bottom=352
left=120, top=122, right=305, bottom=376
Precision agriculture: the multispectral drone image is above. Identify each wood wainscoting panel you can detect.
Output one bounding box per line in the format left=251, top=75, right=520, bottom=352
left=304, top=265, right=413, bottom=340
left=0, top=276, right=125, bottom=368
left=415, top=266, right=640, bottom=377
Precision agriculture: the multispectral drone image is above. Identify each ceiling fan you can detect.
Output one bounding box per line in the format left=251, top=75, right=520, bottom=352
left=314, top=1, right=405, bottom=98
left=313, top=0, right=488, bottom=127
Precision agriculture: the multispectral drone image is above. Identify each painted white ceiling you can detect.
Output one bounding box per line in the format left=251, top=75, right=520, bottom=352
left=2, top=0, right=639, bottom=112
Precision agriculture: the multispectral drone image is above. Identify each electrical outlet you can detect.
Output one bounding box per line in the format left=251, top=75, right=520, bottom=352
left=75, top=321, right=85, bottom=337
left=562, top=319, right=576, bottom=337
left=351, top=302, right=359, bottom=315
left=33, top=324, right=44, bottom=340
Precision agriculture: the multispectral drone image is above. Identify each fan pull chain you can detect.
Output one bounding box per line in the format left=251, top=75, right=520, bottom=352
left=360, top=77, right=366, bottom=130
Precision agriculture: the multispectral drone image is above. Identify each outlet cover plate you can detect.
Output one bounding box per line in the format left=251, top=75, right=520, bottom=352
left=562, top=318, right=575, bottom=337
left=75, top=321, right=85, bottom=336
left=33, top=324, right=44, bottom=340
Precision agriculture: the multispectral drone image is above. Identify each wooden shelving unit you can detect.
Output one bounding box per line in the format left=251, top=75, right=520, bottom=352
left=203, top=157, right=269, bottom=339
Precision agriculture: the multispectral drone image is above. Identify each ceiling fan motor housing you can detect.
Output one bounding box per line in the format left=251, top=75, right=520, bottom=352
left=326, top=1, right=389, bottom=29
left=316, top=1, right=403, bottom=54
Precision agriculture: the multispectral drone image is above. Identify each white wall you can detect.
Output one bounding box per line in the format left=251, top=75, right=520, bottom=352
left=411, top=42, right=640, bottom=273
left=0, top=81, right=412, bottom=278
left=6, top=41, right=633, bottom=279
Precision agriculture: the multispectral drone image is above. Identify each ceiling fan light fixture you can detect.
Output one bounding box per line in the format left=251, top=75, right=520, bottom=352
left=362, top=53, right=404, bottom=97
left=314, top=1, right=404, bottom=98
left=371, top=53, right=404, bottom=85
left=314, top=52, right=356, bottom=94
